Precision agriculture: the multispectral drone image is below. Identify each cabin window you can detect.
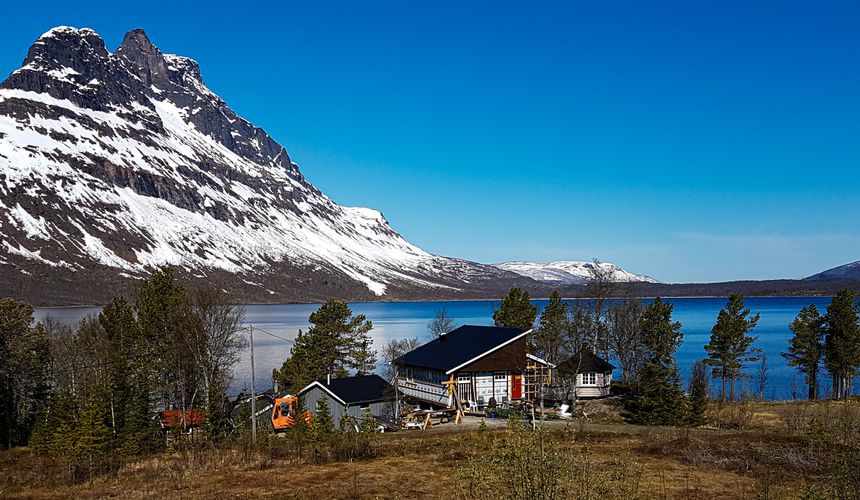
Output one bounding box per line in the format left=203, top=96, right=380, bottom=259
left=581, top=373, right=596, bottom=385
left=458, top=374, right=471, bottom=383
left=494, top=371, right=507, bottom=380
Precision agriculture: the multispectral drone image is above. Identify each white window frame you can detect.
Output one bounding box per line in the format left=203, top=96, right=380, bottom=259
left=493, top=371, right=507, bottom=381
left=457, top=373, right=472, bottom=383
left=581, top=373, right=597, bottom=386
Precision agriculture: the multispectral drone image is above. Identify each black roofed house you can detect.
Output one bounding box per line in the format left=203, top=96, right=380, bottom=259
left=392, top=325, right=552, bottom=409
left=555, top=349, right=615, bottom=399
left=298, top=374, right=394, bottom=429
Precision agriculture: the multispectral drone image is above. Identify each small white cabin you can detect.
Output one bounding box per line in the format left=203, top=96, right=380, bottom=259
left=555, top=349, right=615, bottom=399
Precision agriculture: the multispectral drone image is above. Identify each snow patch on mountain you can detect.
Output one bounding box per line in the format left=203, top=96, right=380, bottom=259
left=494, top=261, right=658, bottom=285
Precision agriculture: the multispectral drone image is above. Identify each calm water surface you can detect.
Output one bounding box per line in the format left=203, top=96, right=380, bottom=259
left=35, top=296, right=846, bottom=400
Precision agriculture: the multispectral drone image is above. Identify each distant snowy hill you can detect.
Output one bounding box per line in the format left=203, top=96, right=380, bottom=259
left=494, top=261, right=658, bottom=285
left=804, top=261, right=860, bottom=281
left=0, top=27, right=529, bottom=303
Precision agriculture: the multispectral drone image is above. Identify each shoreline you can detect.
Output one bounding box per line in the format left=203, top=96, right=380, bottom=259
left=30, top=293, right=840, bottom=309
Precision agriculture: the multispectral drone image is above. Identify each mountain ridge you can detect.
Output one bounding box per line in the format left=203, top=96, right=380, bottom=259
left=804, top=260, right=860, bottom=282
left=493, top=260, right=657, bottom=285
left=0, top=26, right=533, bottom=303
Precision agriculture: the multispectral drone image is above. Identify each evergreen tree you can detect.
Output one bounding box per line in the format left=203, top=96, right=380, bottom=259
left=311, top=395, right=335, bottom=437
left=135, top=266, right=199, bottom=412
left=623, top=298, right=688, bottom=426
left=0, top=298, right=51, bottom=448
left=120, top=381, right=159, bottom=457
left=688, top=360, right=710, bottom=426
left=74, top=392, right=115, bottom=478
left=274, top=300, right=376, bottom=392
left=703, top=294, right=761, bottom=401
left=46, top=393, right=80, bottom=462
left=493, top=288, right=538, bottom=330
left=533, top=291, right=568, bottom=364
left=99, top=297, right=139, bottom=443
left=30, top=392, right=76, bottom=455
left=823, top=289, right=860, bottom=400
left=783, top=304, right=824, bottom=400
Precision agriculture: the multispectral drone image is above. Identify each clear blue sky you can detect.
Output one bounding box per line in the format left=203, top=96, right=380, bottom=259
left=2, top=1, right=858, bottom=283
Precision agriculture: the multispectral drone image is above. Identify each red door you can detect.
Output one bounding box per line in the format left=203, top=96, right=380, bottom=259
left=511, top=373, right=522, bottom=399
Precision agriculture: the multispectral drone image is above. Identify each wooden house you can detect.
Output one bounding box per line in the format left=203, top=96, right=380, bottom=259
left=299, top=374, right=394, bottom=429
left=555, top=348, right=615, bottom=399
left=393, top=325, right=552, bottom=409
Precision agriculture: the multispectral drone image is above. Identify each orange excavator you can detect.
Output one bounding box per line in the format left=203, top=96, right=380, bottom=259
left=271, top=395, right=313, bottom=432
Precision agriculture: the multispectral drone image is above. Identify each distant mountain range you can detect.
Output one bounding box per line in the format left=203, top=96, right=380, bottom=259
left=494, top=261, right=657, bottom=285
left=804, top=261, right=860, bottom=281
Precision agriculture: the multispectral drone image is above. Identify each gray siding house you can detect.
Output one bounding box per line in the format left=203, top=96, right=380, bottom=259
left=555, top=349, right=615, bottom=399
left=299, top=374, right=394, bottom=429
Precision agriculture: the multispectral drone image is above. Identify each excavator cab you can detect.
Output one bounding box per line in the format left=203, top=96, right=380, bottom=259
left=271, top=395, right=312, bottom=431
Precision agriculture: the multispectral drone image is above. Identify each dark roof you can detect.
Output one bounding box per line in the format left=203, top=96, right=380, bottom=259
left=300, top=374, right=393, bottom=405
left=394, top=325, right=529, bottom=373
left=558, top=349, right=615, bottom=374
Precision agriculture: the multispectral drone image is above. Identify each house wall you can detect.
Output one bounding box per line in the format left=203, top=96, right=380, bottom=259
left=396, top=337, right=530, bottom=409
left=573, top=372, right=612, bottom=398
left=457, top=370, right=513, bottom=406
left=300, top=386, right=389, bottom=429
left=458, top=337, right=527, bottom=372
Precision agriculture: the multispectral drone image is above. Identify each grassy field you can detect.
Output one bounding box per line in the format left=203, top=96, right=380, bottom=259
left=2, top=399, right=860, bottom=499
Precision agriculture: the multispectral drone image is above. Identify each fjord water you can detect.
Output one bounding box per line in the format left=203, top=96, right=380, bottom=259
left=36, top=296, right=849, bottom=400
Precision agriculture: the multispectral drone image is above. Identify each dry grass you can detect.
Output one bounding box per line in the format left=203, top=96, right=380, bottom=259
left=4, top=400, right=860, bottom=499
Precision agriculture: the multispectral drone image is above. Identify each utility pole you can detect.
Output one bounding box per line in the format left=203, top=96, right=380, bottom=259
left=250, top=325, right=257, bottom=445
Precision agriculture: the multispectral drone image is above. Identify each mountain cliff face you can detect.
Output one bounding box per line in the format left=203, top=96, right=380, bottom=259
left=494, top=261, right=657, bottom=285
left=0, top=27, right=530, bottom=304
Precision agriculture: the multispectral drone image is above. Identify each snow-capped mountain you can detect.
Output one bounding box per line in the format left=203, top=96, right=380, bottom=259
left=0, top=27, right=528, bottom=304
left=494, top=261, right=658, bottom=285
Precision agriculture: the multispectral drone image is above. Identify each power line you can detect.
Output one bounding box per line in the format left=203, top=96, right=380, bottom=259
left=246, top=325, right=294, bottom=344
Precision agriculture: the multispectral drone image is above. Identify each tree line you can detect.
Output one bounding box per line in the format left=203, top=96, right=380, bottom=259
left=489, top=265, right=860, bottom=425
left=0, top=267, right=247, bottom=476
left=784, top=289, right=860, bottom=400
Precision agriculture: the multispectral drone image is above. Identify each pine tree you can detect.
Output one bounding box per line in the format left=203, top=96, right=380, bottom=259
left=99, top=297, right=138, bottom=441
left=533, top=291, right=568, bottom=364
left=0, top=298, right=51, bottom=448
left=135, top=266, right=198, bottom=412
left=75, top=393, right=115, bottom=478
left=623, top=298, right=688, bottom=426
left=783, top=304, right=824, bottom=400
left=703, top=294, right=761, bottom=401
left=311, top=395, right=335, bottom=437
left=273, top=300, right=376, bottom=391
left=688, top=360, right=710, bottom=426
left=493, top=288, right=538, bottom=330
left=120, top=381, right=159, bottom=457
left=823, top=289, right=860, bottom=400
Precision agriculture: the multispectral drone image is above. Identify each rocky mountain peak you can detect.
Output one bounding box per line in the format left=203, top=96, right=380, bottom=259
left=115, top=28, right=169, bottom=86
left=0, top=26, right=533, bottom=304
left=23, top=26, right=109, bottom=70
